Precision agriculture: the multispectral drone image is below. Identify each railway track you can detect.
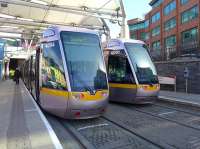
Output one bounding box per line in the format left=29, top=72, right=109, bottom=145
left=45, top=100, right=200, bottom=149
left=123, top=102, right=200, bottom=131
left=104, top=102, right=200, bottom=149
left=46, top=113, right=162, bottom=149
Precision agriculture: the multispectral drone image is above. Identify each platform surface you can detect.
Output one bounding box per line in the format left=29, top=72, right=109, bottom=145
left=0, top=80, right=62, bottom=149
left=159, top=90, right=200, bottom=107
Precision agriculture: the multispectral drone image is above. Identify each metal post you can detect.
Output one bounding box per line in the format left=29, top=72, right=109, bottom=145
left=185, top=78, right=188, bottom=93
left=6, top=61, right=9, bottom=79
left=119, top=0, right=126, bottom=38
left=174, top=76, right=176, bottom=92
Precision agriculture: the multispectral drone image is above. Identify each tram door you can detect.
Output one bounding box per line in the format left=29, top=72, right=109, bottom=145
left=108, top=54, right=137, bottom=102
left=35, top=47, right=41, bottom=102
left=30, top=56, right=36, bottom=99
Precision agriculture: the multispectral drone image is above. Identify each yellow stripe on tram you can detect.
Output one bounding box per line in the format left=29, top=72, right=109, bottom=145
left=40, top=88, right=69, bottom=97
left=109, top=83, right=160, bottom=91
left=40, top=87, right=109, bottom=100
left=109, top=83, right=137, bottom=89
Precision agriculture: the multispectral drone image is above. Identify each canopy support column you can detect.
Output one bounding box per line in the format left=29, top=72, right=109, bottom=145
left=119, top=0, right=126, bottom=38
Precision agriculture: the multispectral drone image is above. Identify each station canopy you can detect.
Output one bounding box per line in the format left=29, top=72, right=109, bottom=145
left=0, top=0, right=125, bottom=39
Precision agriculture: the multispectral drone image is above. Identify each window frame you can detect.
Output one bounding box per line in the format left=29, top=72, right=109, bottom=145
left=108, top=53, right=135, bottom=84
left=151, top=12, right=161, bottom=24
left=181, top=5, right=199, bottom=24
left=164, top=0, right=176, bottom=16
left=165, top=35, right=176, bottom=48
left=41, top=40, right=67, bottom=90
left=180, top=0, right=188, bottom=5
left=151, top=26, right=160, bottom=37
left=164, top=17, right=176, bottom=31
left=181, top=27, right=198, bottom=43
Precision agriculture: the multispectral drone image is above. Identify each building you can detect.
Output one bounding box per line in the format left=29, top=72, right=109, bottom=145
left=128, top=0, right=200, bottom=61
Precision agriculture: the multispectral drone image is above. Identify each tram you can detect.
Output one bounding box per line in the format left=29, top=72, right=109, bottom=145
left=104, top=39, right=160, bottom=104
left=22, top=26, right=109, bottom=119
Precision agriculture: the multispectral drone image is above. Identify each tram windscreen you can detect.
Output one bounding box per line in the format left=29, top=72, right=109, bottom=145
left=125, top=43, right=158, bottom=84
left=60, top=31, right=108, bottom=92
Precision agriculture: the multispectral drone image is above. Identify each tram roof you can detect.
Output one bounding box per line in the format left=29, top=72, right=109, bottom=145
left=105, top=38, right=145, bottom=50
left=40, top=26, right=100, bottom=42
left=113, top=38, right=145, bottom=44
left=0, top=0, right=124, bottom=37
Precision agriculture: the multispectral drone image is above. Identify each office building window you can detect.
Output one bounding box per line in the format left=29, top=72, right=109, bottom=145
left=129, top=21, right=149, bottom=31
left=164, top=17, right=176, bottom=31
left=181, top=28, right=198, bottom=42
left=151, top=0, right=163, bottom=8
left=181, top=6, right=198, bottom=24
left=130, top=33, right=137, bottom=39
left=165, top=35, right=176, bottom=47
left=152, top=41, right=161, bottom=50
left=144, top=20, right=149, bottom=28
left=151, top=12, right=160, bottom=23
left=180, top=0, right=188, bottom=5
left=164, top=1, right=176, bottom=16
left=152, top=26, right=160, bottom=37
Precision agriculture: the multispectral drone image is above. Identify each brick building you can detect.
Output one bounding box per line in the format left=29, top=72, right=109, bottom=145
left=128, top=0, right=200, bottom=61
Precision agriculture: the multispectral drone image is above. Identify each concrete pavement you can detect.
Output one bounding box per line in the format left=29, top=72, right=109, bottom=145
left=159, top=90, right=200, bottom=107
left=0, top=80, right=62, bottom=149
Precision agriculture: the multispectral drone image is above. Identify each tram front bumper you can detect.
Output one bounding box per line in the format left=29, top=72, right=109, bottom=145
left=66, top=97, right=109, bottom=119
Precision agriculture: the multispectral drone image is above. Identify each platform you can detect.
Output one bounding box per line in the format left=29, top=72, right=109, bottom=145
left=159, top=90, right=200, bottom=108
left=0, top=80, right=62, bottom=149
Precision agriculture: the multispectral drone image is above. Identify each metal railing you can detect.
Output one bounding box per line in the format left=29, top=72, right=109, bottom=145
left=150, top=48, right=162, bottom=61
left=179, top=40, right=199, bottom=55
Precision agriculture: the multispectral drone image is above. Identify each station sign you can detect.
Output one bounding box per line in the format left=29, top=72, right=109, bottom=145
left=184, top=67, right=189, bottom=78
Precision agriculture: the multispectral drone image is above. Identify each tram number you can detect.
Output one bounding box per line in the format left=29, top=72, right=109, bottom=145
left=44, top=42, right=55, bottom=48
left=110, top=50, right=125, bottom=56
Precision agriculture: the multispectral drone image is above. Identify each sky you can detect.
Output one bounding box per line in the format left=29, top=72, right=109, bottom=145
left=124, top=0, right=152, bottom=20
left=108, top=0, right=152, bottom=39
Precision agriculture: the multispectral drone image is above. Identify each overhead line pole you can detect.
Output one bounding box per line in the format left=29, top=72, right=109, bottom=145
left=119, top=0, right=126, bottom=38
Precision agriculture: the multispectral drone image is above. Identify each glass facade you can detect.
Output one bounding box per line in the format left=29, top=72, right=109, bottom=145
left=181, top=6, right=198, bottom=24
left=152, top=26, right=160, bottom=37
left=151, top=12, right=160, bottom=23
left=129, top=20, right=149, bottom=31
left=180, top=0, right=188, bottom=5
left=141, top=32, right=149, bottom=40
left=181, top=28, right=198, bottom=42
left=144, top=20, right=149, bottom=28
left=164, top=0, right=176, bottom=16
left=164, top=17, right=176, bottom=31
left=0, top=42, right=4, bottom=60
left=151, top=0, right=163, bottom=8
left=130, top=33, right=137, bottom=39
left=165, top=35, right=176, bottom=47
left=152, top=41, right=161, bottom=50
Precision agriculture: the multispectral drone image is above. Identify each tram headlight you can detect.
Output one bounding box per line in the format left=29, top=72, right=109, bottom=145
left=71, top=93, right=85, bottom=100
left=101, top=92, right=108, bottom=97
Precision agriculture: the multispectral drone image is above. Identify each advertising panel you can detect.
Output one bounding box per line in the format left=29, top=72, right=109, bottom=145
left=0, top=41, right=5, bottom=60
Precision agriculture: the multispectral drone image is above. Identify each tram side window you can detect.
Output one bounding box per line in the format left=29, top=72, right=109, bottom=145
left=41, top=41, right=67, bottom=90
left=31, top=56, right=35, bottom=82
left=108, top=55, right=135, bottom=84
